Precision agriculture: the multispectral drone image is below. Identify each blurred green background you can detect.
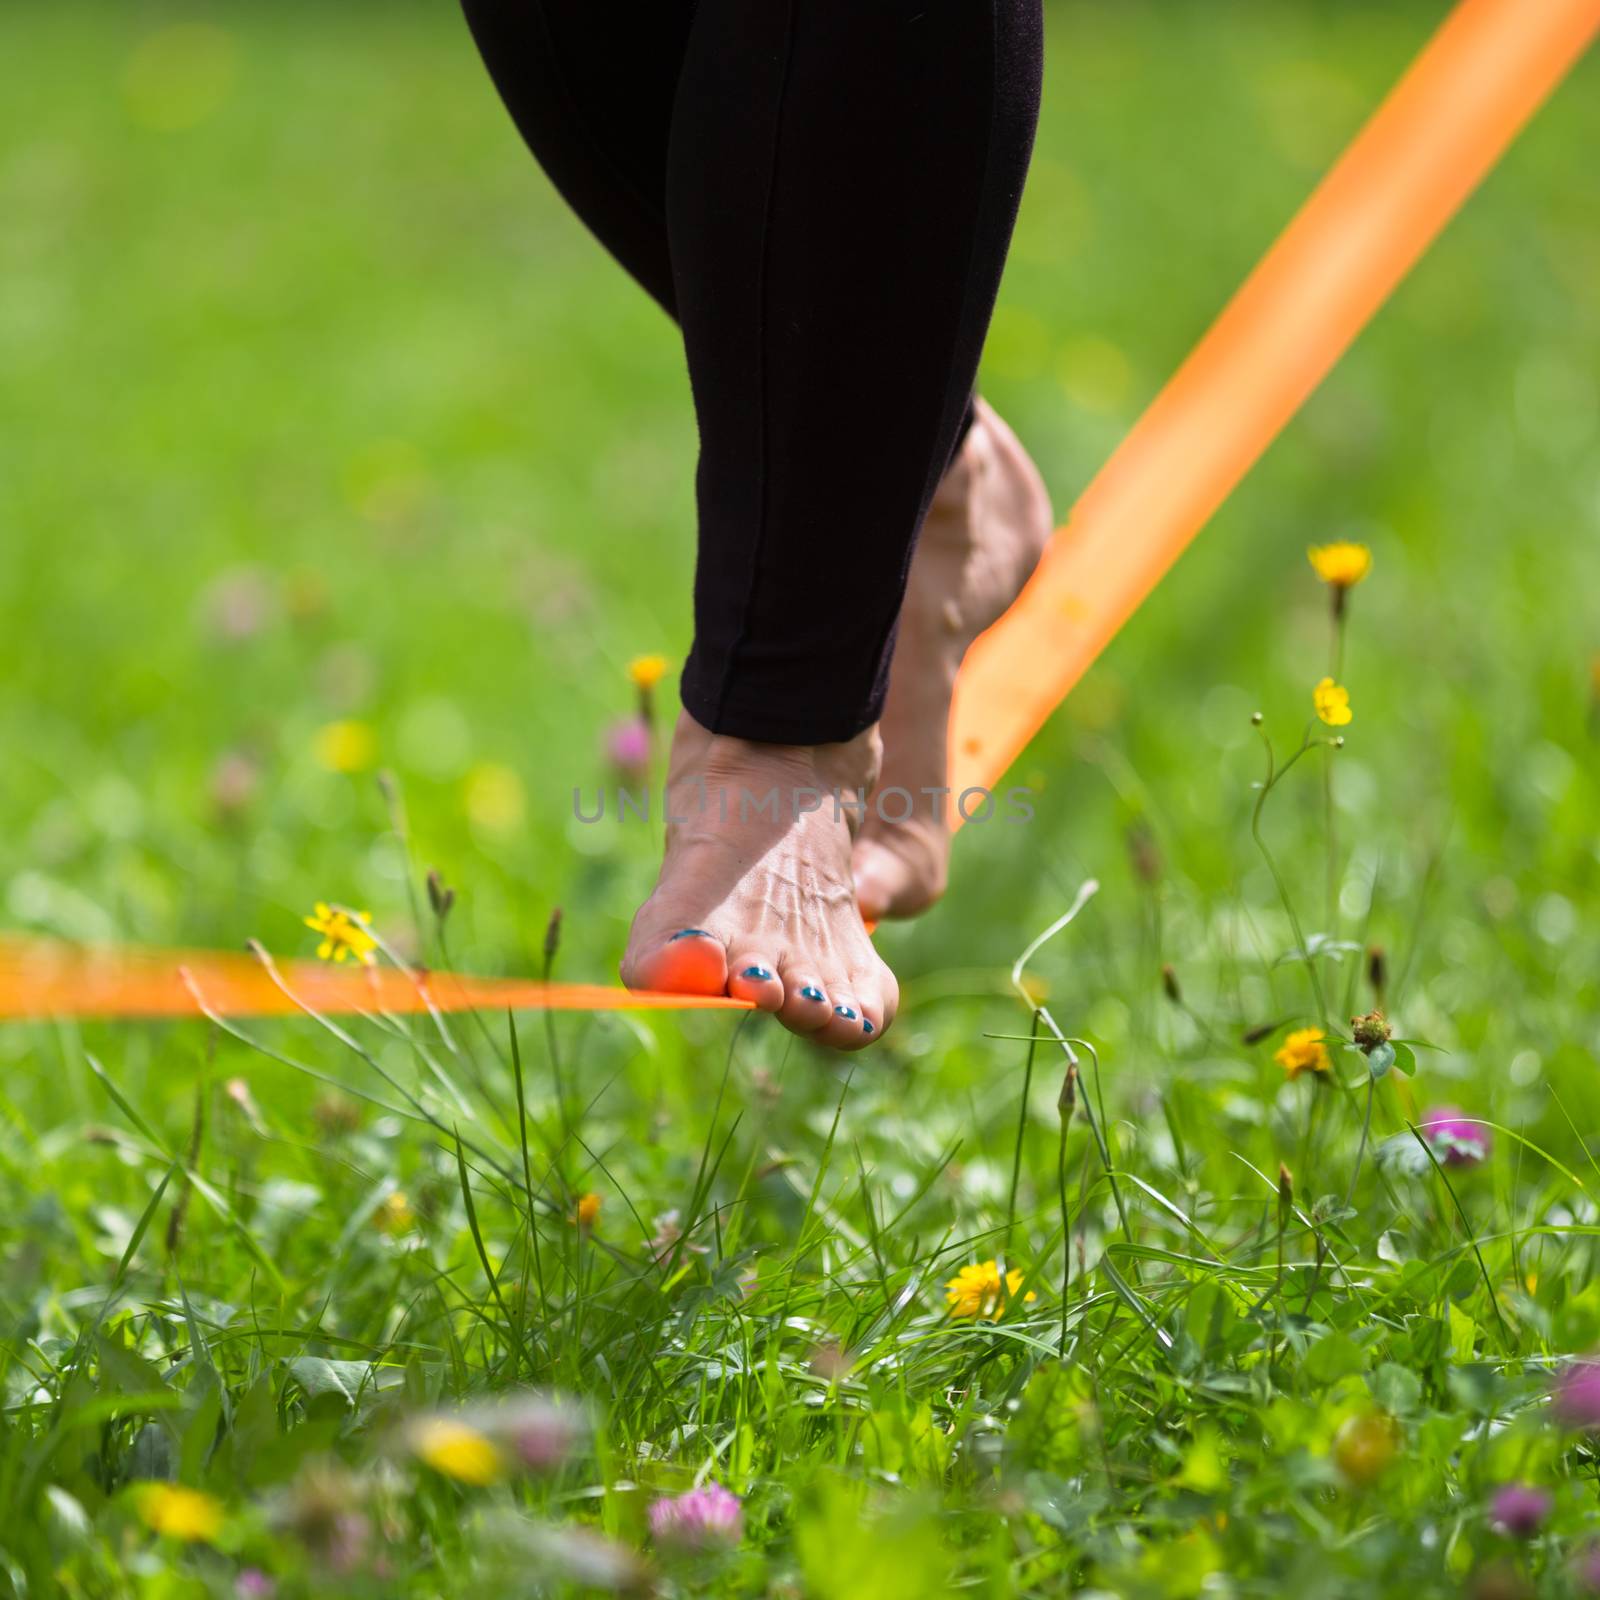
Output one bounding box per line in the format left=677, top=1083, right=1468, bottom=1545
left=0, top=0, right=1594, bottom=1053
left=1, top=7, right=1598, bottom=1591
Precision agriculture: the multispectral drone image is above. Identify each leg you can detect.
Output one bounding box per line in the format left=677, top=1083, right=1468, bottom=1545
left=622, top=0, right=1046, bottom=1044
left=459, top=0, right=691, bottom=314
left=670, top=0, right=1044, bottom=741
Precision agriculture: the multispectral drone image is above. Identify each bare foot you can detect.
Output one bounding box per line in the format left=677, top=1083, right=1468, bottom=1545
left=852, top=400, right=1052, bottom=921
left=620, top=711, right=897, bottom=1050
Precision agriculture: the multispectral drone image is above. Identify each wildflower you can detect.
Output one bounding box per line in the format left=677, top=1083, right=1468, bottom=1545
left=627, top=654, right=670, bottom=691
left=410, top=1417, right=505, bottom=1485
left=134, top=1483, right=224, bottom=1543
left=1351, top=1009, right=1391, bottom=1051
left=648, top=1209, right=708, bottom=1263
left=313, top=1092, right=362, bottom=1137
left=483, top=1394, right=585, bottom=1471
left=1576, top=1542, right=1600, bottom=1595
left=236, top=1571, right=277, bottom=1599
left=1420, top=1106, right=1490, bottom=1167
left=1552, top=1362, right=1600, bottom=1430
left=1307, top=541, right=1372, bottom=590
left=1490, top=1483, right=1552, bottom=1538
left=210, top=749, right=260, bottom=821
left=278, top=1463, right=370, bottom=1575
left=605, top=716, right=652, bottom=783
left=313, top=719, right=377, bottom=774
left=573, top=1191, right=601, bottom=1230
left=1313, top=677, right=1353, bottom=727
left=304, top=902, right=377, bottom=966
left=200, top=565, right=274, bottom=641
left=1274, top=1027, right=1330, bottom=1080
left=648, top=1484, right=743, bottom=1550
left=373, top=1190, right=414, bottom=1233
left=1331, top=1411, right=1399, bottom=1486
left=945, top=1259, right=1037, bottom=1321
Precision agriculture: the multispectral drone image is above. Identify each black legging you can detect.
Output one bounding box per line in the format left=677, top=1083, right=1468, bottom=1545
left=461, top=0, right=1044, bottom=746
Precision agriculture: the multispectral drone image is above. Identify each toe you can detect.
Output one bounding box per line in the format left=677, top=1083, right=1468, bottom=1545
left=623, top=927, right=728, bottom=997
left=852, top=966, right=898, bottom=1043
left=851, top=839, right=903, bottom=923
left=728, top=952, right=783, bottom=1012
left=853, top=833, right=946, bottom=922
left=816, top=991, right=870, bottom=1051
left=777, top=967, right=833, bottom=1034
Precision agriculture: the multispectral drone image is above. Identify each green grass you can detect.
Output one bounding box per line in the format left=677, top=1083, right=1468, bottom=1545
left=2, top=1, right=1599, bottom=1594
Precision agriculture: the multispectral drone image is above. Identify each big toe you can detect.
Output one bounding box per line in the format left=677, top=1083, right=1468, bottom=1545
left=853, top=832, right=946, bottom=922
left=622, top=927, right=728, bottom=996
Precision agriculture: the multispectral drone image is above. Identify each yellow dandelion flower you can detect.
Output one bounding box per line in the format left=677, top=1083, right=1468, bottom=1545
left=1307, top=541, right=1371, bottom=590
left=374, top=1190, right=414, bottom=1233
left=1274, top=1027, right=1330, bottom=1080
left=572, top=1191, right=602, bottom=1229
left=410, top=1417, right=504, bottom=1486
left=945, top=1259, right=1037, bottom=1321
left=313, top=719, right=377, bottom=774
left=1313, top=677, right=1353, bottom=727
left=134, top=1483, right=224, bottom=1543
left=303, top=902, right=378, bottom=966
left=627, top=654, right=670, bottom=691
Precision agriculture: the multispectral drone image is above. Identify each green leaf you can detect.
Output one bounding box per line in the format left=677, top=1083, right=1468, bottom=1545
left=288, top=1357, right=381, bottom=1407
left=1371, top=1362, right=1422, bottom=1415
left=1304, top=1329, right=1366, bottom=1384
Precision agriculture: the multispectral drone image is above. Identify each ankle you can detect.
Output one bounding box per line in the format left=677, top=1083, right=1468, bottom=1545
left=667, top=711, right=881, bottom=817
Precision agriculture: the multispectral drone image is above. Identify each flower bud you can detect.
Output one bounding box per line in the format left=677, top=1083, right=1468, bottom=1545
left=1367, top=944, right=1387, bottom=1003
left=1058, top=1064, right=1078, bottom=1119
left=426, top=868, right=455, bottom=923
left=1161, top=963, right=1181, bottom=1004
left=1351, top=1009, right=1391, bottom=1052
left=543, top=906, right=563, bottom=965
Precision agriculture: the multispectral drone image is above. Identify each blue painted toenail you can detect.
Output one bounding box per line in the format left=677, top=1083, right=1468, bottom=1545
left=834, top=1005, right=857, bottom=1021
left=741, top=965, right=772, bottom=981
left=669, top=928, right=715, bottom=941
left=862, top=1019, right=874, bottom=1034
left=800, top=986, right=825, bottom=1003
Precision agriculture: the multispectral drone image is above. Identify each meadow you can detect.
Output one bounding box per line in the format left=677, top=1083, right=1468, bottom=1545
left=1, top=1, right=1598, bottom=1594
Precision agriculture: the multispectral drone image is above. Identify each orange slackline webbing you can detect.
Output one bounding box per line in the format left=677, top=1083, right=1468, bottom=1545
left=946, top=0, right=1600, bottom=808
left=0, top=936, right=751, bottom=1021
left=3, top=0, right=1595, bottom=1021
